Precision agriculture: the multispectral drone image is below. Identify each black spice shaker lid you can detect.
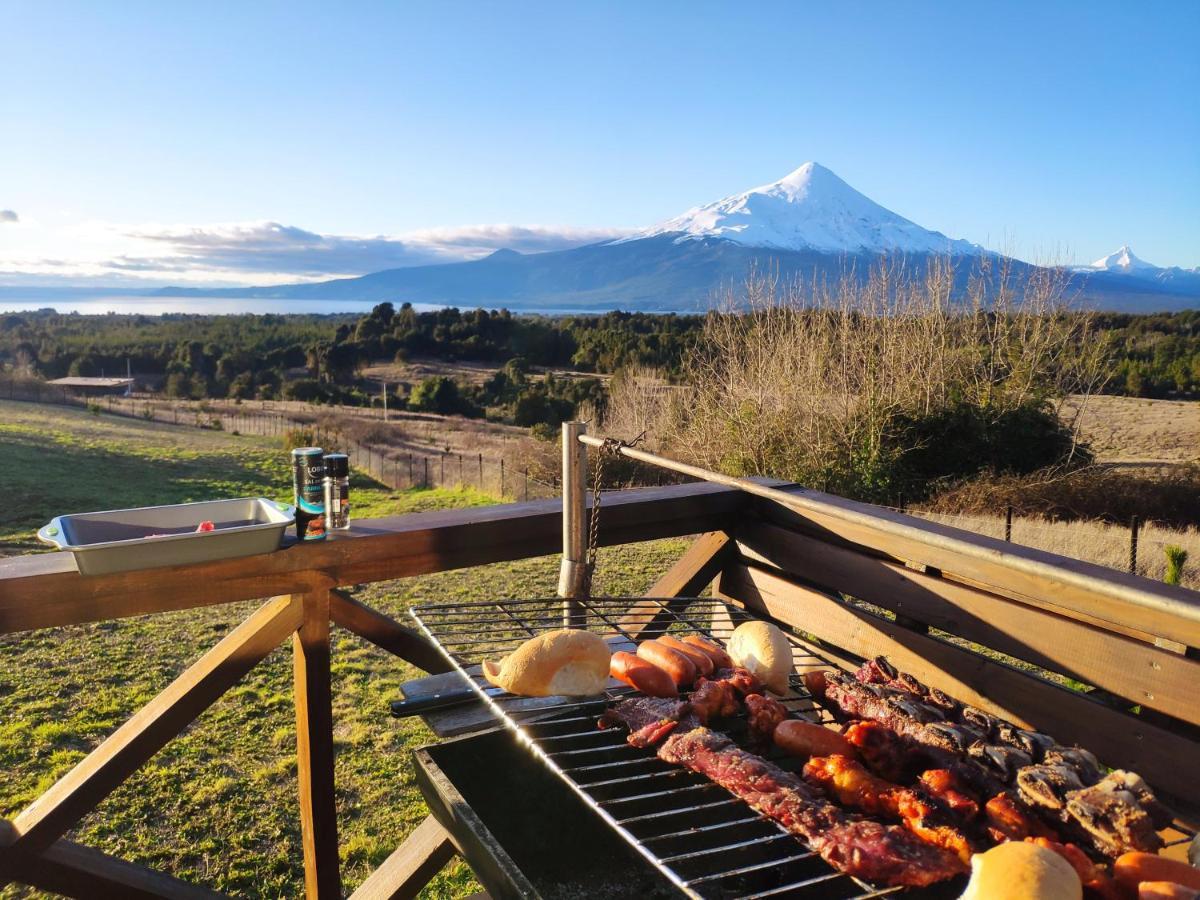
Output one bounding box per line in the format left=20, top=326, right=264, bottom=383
left=323, top=453, right=349, bottom=477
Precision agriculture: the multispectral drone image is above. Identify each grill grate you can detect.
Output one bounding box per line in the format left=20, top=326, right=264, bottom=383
left=409, top=596, right=1196, bottom=899
left=410, top=596, right=909, bottom=899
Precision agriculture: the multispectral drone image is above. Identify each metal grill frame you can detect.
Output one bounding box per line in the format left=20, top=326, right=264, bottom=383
left=410, top=595, right=1197, bottom=900
left=410, top=595, right=911, bottom=900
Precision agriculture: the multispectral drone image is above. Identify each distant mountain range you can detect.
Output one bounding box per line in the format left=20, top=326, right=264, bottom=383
left=156, top=163, right=1200, bottom=312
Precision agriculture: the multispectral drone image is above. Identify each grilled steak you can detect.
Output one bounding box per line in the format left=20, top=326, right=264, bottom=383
left=658, top=727, right=966, bottom=886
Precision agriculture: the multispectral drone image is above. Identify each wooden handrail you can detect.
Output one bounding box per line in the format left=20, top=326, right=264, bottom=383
left=0, top=482, right=751, bottom=635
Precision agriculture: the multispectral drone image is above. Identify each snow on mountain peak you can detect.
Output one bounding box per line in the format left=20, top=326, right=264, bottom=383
left=1090, top=245, right=1157, bottom=272
left=621, top=162, right=982, bottom=256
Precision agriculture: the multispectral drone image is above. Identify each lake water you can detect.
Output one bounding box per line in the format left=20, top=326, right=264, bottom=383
left=0, top=295, right=449, bottom=316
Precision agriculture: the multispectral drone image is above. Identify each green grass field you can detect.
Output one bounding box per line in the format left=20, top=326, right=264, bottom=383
left=0, top=400, right=687, bottom=898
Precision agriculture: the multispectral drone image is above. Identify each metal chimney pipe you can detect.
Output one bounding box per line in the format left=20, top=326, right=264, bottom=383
left=557, top=420, right=587, bottom=626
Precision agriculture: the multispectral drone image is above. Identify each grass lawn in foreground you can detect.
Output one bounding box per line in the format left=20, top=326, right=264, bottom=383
left=0, top=400, right=689, bottom=897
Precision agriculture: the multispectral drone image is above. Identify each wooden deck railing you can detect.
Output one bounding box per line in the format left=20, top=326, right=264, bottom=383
left=0, top=481, right=753, bottom=899
left=3, top=468, right=1199, bottom=898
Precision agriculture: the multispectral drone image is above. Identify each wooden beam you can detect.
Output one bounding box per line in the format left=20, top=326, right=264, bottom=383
left=347, top=815, right=457, bottom=900
left=329, top=590, right=451, bottom=674
left=293, top=588, right=341, bottom=900
left=747, top=492, right=1200, bottom=649
left=10, top=595, right=302, bottom=853
left=0, top=482, right=755, bottom=635
left=0, top=830, right=227, bottom=899
left=620, top=531, right=732, bottom=639
left=720, top=561, right=1200, bottom=807
left=735, top=521, right=1200, bottom=725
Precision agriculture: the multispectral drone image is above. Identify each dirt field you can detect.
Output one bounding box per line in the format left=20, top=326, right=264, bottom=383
left=1063, top=394, right=1200, bottom=464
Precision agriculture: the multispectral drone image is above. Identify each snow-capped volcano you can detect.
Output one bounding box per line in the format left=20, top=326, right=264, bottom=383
left=623, top=162, right=983, bottom=256
left=1088, top=245, right=1158, bottom=273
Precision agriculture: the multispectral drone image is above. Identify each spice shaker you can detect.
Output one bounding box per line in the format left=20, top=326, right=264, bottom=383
left=323, top=453, right=350, bottom=531
left=291, top=447, right=327, bottom=541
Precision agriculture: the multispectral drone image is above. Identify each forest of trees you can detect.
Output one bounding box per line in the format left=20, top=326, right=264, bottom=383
left=1, top=304, right=1198, bottom=433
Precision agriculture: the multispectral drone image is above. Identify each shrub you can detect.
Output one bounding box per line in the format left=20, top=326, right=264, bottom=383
left=606, top=259, right=1107, bottom=503
left=1165, top=545, right=1189, bottom=585
left=409, top=376, right=465, bottom=414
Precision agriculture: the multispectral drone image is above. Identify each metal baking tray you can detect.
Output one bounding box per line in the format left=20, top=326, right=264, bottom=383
left=37, top=497, right=295, bottom=575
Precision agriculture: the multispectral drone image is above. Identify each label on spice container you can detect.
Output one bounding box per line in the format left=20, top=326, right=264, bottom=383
left=291, top=448, right=327, bottom=541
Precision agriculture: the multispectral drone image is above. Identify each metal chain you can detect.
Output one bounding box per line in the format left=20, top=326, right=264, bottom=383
left=581, top=432, right=645, bottom=598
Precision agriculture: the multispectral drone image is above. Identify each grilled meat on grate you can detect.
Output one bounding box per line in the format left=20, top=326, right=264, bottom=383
left=802, top=753, right=978, bottom=864
left=818, top=658, right=1170, bottom=857
left=658, top=727, right=966, bottom=887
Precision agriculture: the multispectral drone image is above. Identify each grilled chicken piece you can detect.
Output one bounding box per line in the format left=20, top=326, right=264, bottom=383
left=919, top=768, right=980, bottom=820
left=688, top=677, right=740, bottom=722
left=744, top=692, right=788, bottom=747
left=1065, top=773, right=1165, bottom=856
left=985, top=791, right=1059, bottom=842
left=804, top=754, right=977, bottom=864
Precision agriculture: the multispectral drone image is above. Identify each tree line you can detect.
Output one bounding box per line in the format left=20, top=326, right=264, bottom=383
left=1, top=303, right=1198, bottom=432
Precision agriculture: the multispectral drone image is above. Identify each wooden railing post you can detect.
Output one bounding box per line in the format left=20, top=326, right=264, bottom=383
left=293, top=586, right=341, bottom=899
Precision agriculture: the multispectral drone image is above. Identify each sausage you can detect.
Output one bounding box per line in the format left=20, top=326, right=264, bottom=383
left=657, top=634, right=715, bottom=676
left=610, top=651, right=677, bottom=698
left=803, top=670, right=828, bottom=700
left=682, top=634, right=733, bottom=669
left=1139, top=884, right=1200, bottom=900
left=774, top=719, right=859, bottom=760
left=637, top=640, right=698, bottom=688
left=1116, top=854, right=1200, bottom=891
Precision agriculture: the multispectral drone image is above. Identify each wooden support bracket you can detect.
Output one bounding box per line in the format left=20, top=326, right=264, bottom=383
left=330, top=589, right=451, bottom=674
left=10, top=594, right=303, bottom=854
left=348, top=815, right=457, bottom=900
left=293, top=587, right=342, bottom=899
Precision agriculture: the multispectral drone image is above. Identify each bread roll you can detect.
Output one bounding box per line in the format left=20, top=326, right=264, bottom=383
left=727, top=620, right=793, bottom=694
left=958, top=842, right=1082, bottom=900
left=482, top=629, right=610, bottom=697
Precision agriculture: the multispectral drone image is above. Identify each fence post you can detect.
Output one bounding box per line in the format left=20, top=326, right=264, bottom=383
left=524, top=467, right=529, bottom=502
left=424, top=456, right=429, bottom=488
left=408, top=454, right=413, bottom=486
left=500, top=458, right=505, bottom=497
left=897, top=493, right=906, bottom=514
left=1130, top=515, right=1140, bottom=575
left=478, top=453, right=484, bottom=488
left=458, top=454, right=463, bottom=483
left=394, top=457, right=399, bottom=490
left=1004, top=505, right=1013, bottom=542
left=440, top=454, right=445, bottom=486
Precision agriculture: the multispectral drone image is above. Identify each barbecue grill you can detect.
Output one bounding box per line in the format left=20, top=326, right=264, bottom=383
left=397, top=422, right=1200, bottom=899
left=411, top=596, right=935, bottom=899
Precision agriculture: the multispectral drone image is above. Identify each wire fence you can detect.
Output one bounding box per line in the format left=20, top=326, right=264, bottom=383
left=4, top=376, right=1196, bottom=587
left=1, top=378, right=561, bottom=501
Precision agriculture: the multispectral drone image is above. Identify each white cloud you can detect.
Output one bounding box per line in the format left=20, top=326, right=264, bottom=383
left=0, top=210, right=18, bottom=223
left=0, top=217, right=634, bottom=286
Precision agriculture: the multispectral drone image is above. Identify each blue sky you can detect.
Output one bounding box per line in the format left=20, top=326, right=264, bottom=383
left=2, top=0, right=1197, bottom=285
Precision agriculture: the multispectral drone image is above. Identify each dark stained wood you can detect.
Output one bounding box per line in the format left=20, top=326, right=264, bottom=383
left=735, top=521, right=1200, bottom=725
left=745, top=491, right=1200, bottom=648
left=293, top=587, right=342, bottom=900
left=347, top=815, right=457, bottom=900
left=396, top=671, right=493, bottom=738
left=720, top=561, right=1200, bottom=806
left=0, top=832, right=228, bottom=899
left=330, top=590, right=451, bottom=674
left=0, top=483, right=751, bottom=635
left=619, top=531, right=732, bottom=639
left=10, top=595, right=303, bottom=853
